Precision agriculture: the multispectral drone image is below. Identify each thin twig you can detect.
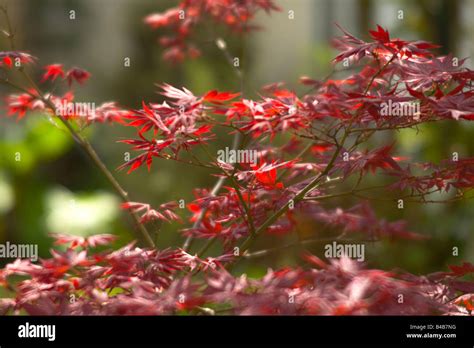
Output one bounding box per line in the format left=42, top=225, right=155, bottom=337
left=0, top=7, right=155, bottom=247
left=244, top=237, right=379, bottom=259
left=234, top=53, right=399, bottom=263
left=183, top=36, right=245, bottom=252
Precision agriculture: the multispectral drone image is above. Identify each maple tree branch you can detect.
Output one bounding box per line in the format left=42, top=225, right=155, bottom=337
left=44, top=98, right=156, bottom=248
left=303, top=185, right=441, bottom=202
left=1, top=7, right=155, bottom=247
left=238, top=146, right=342, bottom=254
left=276, top=142, right=313, bottom=182
left=0, top=77, right=156, bottom=247
left=183, top=36, right=246, bottom=252
left=182, top=131, right=243, bottom=252
left=0, top=5, right=15, bottom=50
left=227, top=174, right=256, bottom=235
left=197, top=236, right=218, bottom=257
left=235, top=54, right=399, bottom=261
left=188, top=132, right=253, bottom=258
left=243, top=237, right=378, bottom=259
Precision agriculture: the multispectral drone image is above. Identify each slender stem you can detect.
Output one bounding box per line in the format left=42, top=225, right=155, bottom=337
left=197, top=236, right=218, bottom=257
left=303, top=184, right=394, bottom=201
left=276, top=142, right=313, bottom=182
left=183, top=36, right=245, bottom=252
left=182, top=132, right=242, bottom=251
left=227, top=174, right=255, bottom=235
left=1, top=7, right=154, bottom=247
left=244, top=237, right=378, bottom=259
left=236, top=54, right=398, bottom=259
left=0, top=6, right=15, bottom=50
left=46, top=102, right=156, bottom=247
left=239, top=142, right=342, bottom=253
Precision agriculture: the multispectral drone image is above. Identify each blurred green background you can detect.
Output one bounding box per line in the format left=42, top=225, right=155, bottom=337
left=0, top=0, right=473, bottom=277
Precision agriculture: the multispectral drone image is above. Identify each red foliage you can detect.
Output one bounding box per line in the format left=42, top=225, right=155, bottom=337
left=144, top=0, right=280, bottom=62
left=41, top=64, right=65, bottom=82
left=1, top=1, right=474, bottom=316
left=0, top=51, right=35, bottom=68
left=121, top=201, right=181, bottom=223
left=0, top=239, right=468, bottom=315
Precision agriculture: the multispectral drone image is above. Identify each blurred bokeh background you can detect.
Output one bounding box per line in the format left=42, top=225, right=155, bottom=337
left=0, top=0, right=473, bottom=277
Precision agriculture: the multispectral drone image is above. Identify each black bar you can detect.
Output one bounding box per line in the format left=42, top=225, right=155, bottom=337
left=0, top=316, right=472, bottom=347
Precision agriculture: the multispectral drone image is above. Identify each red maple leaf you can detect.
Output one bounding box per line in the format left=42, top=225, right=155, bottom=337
left=369, top=25, right=390, bottom=43
left=66, top=67, right=91, bottom=86
left=449, top=262, right=474, bottom=276
left=41, top=64, right=65, bottom=82
left=203, top=90, right=240, bottom=104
